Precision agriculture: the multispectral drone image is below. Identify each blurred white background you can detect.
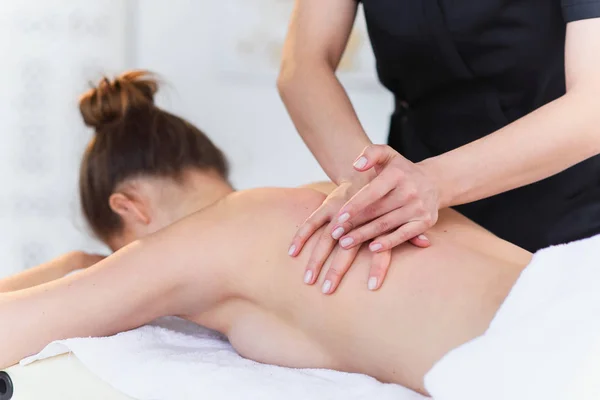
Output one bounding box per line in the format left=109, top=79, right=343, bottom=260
left=0, top=0, right=392, bottom=277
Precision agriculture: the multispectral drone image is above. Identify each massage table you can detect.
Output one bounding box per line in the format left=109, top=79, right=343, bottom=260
left=1, top=355, right=132, bottom=400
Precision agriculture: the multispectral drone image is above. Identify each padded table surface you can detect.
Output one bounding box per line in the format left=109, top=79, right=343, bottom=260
left=1, top=354, right=133, bottom=400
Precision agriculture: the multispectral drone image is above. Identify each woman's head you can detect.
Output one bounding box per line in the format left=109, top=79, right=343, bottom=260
left=79, top=70, right=232, bottom=249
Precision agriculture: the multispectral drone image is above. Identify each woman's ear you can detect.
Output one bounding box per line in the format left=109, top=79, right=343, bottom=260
left=108, top=192, right=151, bottom=226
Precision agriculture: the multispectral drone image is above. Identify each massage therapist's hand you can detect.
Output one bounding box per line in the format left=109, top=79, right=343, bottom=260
left=288, top=153, right=431, bottom=294
left=288, top=180, right=365, bottom=291
left=333, top=145, right=439, bottom=254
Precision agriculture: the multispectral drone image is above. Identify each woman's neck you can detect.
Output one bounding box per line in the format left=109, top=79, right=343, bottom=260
left=165, top=171, right=235, bottom=223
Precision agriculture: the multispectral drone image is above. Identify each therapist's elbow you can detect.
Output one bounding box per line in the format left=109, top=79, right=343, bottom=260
left=277, top=60, right=298, bottom=98
left=277, top=58, right=333, bottom=98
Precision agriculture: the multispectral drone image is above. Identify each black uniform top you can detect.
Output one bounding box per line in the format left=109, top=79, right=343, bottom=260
left=357, top=0, right=600, bottom=251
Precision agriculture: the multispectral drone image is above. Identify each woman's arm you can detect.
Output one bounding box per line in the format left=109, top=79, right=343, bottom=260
left=0, top=252, right=105, bottom=293
left=420, top=19, right=600, bottom=208
left=277, top=0, right=372, bottom=185
left=0, top=241, right=181, bottom=368
left=279, top=0, right=411, bottom=288
left=0, top=198, right=239, bottom=368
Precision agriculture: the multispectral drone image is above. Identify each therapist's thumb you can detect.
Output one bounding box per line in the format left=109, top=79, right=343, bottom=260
left=353, top=145, right=397, bottom=172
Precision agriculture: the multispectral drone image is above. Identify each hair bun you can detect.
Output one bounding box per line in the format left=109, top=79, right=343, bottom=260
left=79, top=70, right=159, bottom=129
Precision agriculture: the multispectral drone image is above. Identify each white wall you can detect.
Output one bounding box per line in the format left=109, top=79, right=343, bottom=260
left=134, top=0, right=393, bottom=189
left=0, top=0, right=393, bottom=278
left=0, top=0, right=130, bottom=277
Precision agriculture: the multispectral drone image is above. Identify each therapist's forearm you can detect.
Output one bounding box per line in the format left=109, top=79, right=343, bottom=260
left=278, top=62, right=373, bottom=184
left=421, top=90, right=600, bottom=208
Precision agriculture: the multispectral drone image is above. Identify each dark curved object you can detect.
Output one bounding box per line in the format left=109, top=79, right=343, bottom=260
left=0, top=371, right=13, bottom=400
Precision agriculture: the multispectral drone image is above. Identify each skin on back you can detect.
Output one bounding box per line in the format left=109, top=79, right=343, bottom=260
left=0, top=187, right=531, bottom=396
left=186, top=188, right=532, bottom=395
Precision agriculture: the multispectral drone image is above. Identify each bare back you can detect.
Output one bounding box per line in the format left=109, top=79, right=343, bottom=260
left=189, top=188, right=532, bottom=394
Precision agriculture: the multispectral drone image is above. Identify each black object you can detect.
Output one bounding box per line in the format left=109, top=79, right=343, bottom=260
left=0, top=372, right=13, bottom=400
left=356, top=0, right=600, bottom=251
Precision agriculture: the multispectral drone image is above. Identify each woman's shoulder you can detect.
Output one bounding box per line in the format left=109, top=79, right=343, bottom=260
left=226, top=186, right=326, bottom=209
left=222, top=187, right=326, bottom=224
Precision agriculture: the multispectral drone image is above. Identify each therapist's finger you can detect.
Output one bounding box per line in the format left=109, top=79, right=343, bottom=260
left=335, top=169, right=400, bottom=226
left=338, top=207, right=413, bottom=249
left=352, top=144, right=397, bottom=172
left=367, top=249, right=392, bottom=291
left=289, top=203, right=331, bottom=257
left=369, top=221, right=430, bottom=252
left=330, top=196, right=397, bottom=241
left=321, top=244, right=361, bottom=295
left=303, top=222, right=337, bottom=286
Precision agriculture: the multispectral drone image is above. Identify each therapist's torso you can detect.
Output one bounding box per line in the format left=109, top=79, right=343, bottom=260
left=358, top=0, right=600, bottom=251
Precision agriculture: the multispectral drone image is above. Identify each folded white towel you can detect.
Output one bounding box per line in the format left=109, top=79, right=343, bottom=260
left=424, top=234, right=600, bottom=400
left=21, top=317, right=426, bottom=400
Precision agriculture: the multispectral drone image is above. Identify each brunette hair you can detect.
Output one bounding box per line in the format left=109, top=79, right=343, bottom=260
left=78, top=70, right=229, bottom=241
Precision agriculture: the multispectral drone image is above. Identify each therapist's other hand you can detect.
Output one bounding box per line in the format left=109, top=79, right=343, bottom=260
left=288, top=180, right=362, bottom=287
left=333, top=145, right=439, bottom=253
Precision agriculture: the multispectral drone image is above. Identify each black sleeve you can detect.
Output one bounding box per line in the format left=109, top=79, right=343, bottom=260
left=562, top=0, right=600, bottom=23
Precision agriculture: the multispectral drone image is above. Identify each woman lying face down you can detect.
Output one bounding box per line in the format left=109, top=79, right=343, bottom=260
left=0, top=71, right=533, bottom=395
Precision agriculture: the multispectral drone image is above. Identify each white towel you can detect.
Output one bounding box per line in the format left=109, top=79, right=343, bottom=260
left=424, top=233, right=600, bottom=400
left=21, top=317, right=426, bottom=400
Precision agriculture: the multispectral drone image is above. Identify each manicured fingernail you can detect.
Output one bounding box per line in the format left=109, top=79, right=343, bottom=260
left=353, top=156, right=368, bottom=169
left=418, top=234, right=429, bottom=242
left=288, top=244, right=296, bottom=256
left=369, top=242, right=383, bottom=252
left=337, top=213, right=350, bottom=224
left=340, top=237, right=354, bottom=248
left=332, top=227, right=345, bottom=240
left=304, top=270, right=313, bottom=284
left=368, top=277, right=378, bottom=291
left=322, top=280, right=332, bottom=294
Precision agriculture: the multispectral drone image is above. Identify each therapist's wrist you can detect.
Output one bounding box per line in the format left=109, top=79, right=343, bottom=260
left=418, top=156, right=457, bottom=209
left=331, top=138, right=376, bottom=185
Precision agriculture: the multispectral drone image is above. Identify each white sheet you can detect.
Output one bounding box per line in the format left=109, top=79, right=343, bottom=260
left=21, top=317, right=426, bottom=400
left=424, top=233, right=600, bottom=400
